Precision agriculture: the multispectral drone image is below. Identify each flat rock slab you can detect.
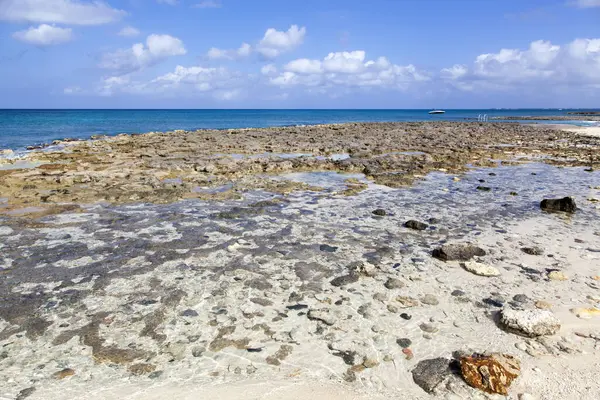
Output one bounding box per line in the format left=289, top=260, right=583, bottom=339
left=461, top=261, right=500, bottom=277
left=499, top=309, right=561, bottom=337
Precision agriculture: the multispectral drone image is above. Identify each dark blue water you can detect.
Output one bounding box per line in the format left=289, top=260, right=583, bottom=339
left=0, top=109, right=598, bottom=150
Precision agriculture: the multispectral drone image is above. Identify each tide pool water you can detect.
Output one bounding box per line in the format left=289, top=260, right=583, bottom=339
left=0, top=109, right=597, bottom=150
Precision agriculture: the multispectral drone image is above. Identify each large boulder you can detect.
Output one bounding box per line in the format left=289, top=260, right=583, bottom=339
left=459, top=353, right=521, bottom=395
left=540, top=197, right=576, bottom=213
left=432, top=244, right=486, bottom=261
left=499, top=309, right=560, bottom=337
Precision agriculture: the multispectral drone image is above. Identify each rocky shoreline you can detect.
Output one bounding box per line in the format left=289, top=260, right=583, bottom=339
left=1, top=122, right=599, bottom=217
left=490, top=116, right=600, bottom=121
left=1, top=122, right=600, bottom=399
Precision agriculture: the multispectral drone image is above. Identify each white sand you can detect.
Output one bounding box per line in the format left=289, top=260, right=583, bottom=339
left=1, top=164, right=600, bottom=400
left=558, top=125, right=600, bottom=138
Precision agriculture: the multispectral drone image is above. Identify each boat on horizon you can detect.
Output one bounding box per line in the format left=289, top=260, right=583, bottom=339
left=428, top=110, right=446, bottom=114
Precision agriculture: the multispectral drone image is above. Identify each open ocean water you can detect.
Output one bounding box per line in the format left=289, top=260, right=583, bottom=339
left=0, top=109, right=598, bottom=151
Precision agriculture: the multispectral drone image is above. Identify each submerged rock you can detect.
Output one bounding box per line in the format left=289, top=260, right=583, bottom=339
left=571, top=307, right=600, bottom=319
left=547, top=270, right=568, bottom=281
left=540, top=197, right=577, bottom=213
left=459, top=353, right=521, bottom=395
left=499, top=309, right=560, bottom=337
left=404, top=220, right=428, bottom=231
left=330, top=273, right=359, bottom=287
left=412, top=357, right=452, bottom=393
left=432, top=244, right=486, bottom=261
left=461, top=261, right=500, bottom=277
left=384, top=277, right=405, bottom=289
left=372, top=209, right=387, bottom=216
left=307, top=309, right=337, bottom=326
left=521, top=246, right=544, bottom=256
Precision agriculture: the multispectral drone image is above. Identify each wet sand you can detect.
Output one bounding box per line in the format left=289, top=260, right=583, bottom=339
left=0, top=123, right=599, bottom=400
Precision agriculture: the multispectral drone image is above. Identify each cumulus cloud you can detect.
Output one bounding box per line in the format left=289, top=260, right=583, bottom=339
left=97, top=64, right=244, bottom=99
left=118, top=26, right=140, bottom=37
left=204, top=25, right=306, bottom=61
left=207, top=42, right=251, bottom=60
left=257, top=25, right=306, bottom=58
left=261, top=64, right=278, bottom=76
left=0, top=0, right=126, bottom=25
left=441, top=38, right=600, bottom=90
left=13, top=24, right=72, bottom=46
left=272, top=50, right=428, bottom=90
left=100, top=34, right=187, bottom=74
left=192, top=0, right=222, bottom=8
left=571, top=0, right=600, bottom=8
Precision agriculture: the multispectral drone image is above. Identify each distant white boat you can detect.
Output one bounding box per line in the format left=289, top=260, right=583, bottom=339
left=428, top=110, right=445, bottom=114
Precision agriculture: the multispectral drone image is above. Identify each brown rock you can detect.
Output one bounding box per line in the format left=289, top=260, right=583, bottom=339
left=460, top=353, right=521, bottom=395
left=534, top=300, right=552, bottom=310
left=128, top=363, right=157, bottom=375
left=52, top=368, right=75, bottom=380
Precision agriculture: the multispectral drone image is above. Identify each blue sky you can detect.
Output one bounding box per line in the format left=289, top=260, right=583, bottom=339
left=0, top=0, right=599, bottom=108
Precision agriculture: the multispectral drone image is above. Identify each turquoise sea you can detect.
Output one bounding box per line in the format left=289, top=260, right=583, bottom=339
left=0, top=109, right=598, bottom=151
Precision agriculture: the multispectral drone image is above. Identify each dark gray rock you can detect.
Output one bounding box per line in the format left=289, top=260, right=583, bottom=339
left=319, top=244, right=338, bottom=253
left=412, top=358, right=452, bottom=393
left=372, top=209, right=387, bottom=216
left=384, top=277, right=405, bottom=289
left=330, top=273, right=359, bottom=287
left=396, top=338, right=412, bottom=348
left=180, top=309, right=199, bottom=317
left=16, top=387, right=36, bottom=400
left=522, top=246, right=544, bottom=256
left=540, top=197, right=576, bottom=213
left=404, top=220, right=429, bottom=231
left=512, top=294, right=530, bottom=303
left=400, top=313, right=412, bottom=320
left=286, top=304, right=308, bottom=310
left=451, top=289, right=466, bottom=297
left=250, top=298, right=273, bottom=307
left=432, top=244, right=486, bottom=261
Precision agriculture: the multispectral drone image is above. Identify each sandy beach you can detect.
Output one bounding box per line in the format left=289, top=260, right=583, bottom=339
left=1, top=122, right=599, bottom=400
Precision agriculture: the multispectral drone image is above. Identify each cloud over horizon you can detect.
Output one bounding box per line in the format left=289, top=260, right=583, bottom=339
left=0, top=0, right=126, bottom=26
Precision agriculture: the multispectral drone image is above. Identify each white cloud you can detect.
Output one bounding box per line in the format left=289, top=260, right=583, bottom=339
left=99, top=75, right=131, bottom=96
left=118, top=26, right=140, bottom=37
left=285, top=58, right=322, bottom=74
left=0, top=0, right=126, bottom=26
left=261, top=64, right=278, bottom=76
left=13, top=24, right=72, bottom=46
left=257, top=25, right=306, bottom=58
left=207, top=42, right=252, bottom=60
left=192, top=0, right=222, bottom=8
left=95, top=64, right=242, bottom=97
left=214, top=89, right=241, bottom=101
left=64, top=86, right=82, bottom=94
left=204, top=25, right=306, bottom=61
left=442, top=38, right=600, bottom=91
left=100, top=34, right=187, bottom=73
left=571, top=0, right=600, bottom=8
left=271, top=50, right=428, bottom=91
